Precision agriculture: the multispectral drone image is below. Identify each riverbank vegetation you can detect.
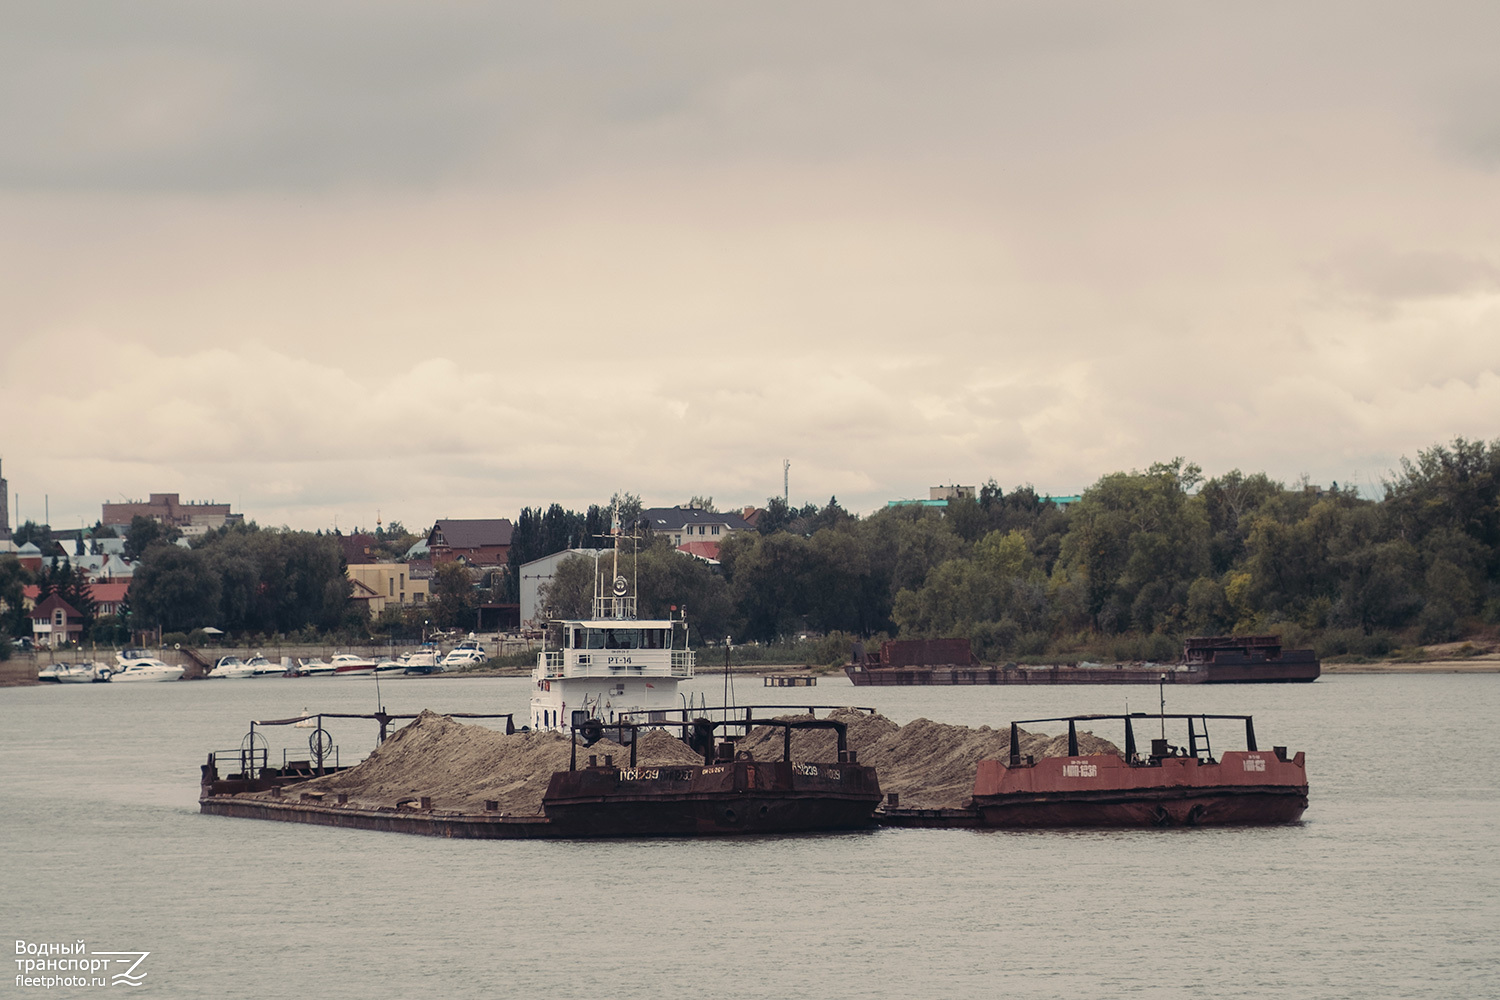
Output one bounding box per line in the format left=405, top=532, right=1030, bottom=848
left=4, top=438, right=1497, bottom=664
left=540, top=437, right=1500, bottom=664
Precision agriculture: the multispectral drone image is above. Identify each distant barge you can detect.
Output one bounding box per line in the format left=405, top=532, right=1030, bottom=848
left=845, top=635, right=1319, bottom=685
left=199, top=709, right=882, bottom=839
left=882, top=712, right=1308, bottom=828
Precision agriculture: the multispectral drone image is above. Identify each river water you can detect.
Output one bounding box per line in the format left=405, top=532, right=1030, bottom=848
left=2, top=673, right=1496, bottom=999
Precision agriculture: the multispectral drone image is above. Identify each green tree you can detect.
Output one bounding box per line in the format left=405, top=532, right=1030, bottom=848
left=124, top=516, right=179, bottom=560
left=0, top=558, right=29, bottom=639
left=129, top=546, right=221, bottom=632
left=755, top=496, right=793, bottom=535
left=609, top=492, right=644, bottom=527
left=58, top=564, right=98, bottom=637
left=13, top=521, right=51, bottom=550
left=1055, top=459, right=1209, bottom=633
left=431, top=561, right=479, bottom=629
left=1200, top=470, right=1284, bottom=573
left=537, top=554, right=596, bottom=621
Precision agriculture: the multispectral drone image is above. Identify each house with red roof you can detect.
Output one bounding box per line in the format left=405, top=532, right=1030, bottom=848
left=22, top=581, right=129, bottom=616
left=425, top=519, right=513, bottom=567
left=31, top=593, right=84, bottom=648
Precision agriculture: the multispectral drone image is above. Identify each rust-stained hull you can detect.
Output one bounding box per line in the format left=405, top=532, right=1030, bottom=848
left=200, top=759, right=881, bottom=839
left=542, top=759, right=882, bottom=837
left=971, top=787, right=1308, bottom=827
left=967, top=750, right=1308, bottom=827
left=200, top=794, right=554, bottom=838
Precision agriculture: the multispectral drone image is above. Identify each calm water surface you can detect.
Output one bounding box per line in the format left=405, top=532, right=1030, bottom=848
left=2, top=674, right=1496, bottom=999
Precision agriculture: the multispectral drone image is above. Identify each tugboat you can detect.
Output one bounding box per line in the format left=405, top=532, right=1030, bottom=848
left=965, top=712, right=1308, bottom=827
left=529, top=516, right=695, bottom=734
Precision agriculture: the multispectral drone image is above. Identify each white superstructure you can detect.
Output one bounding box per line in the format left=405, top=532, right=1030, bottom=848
left=529, top=533, right=694, bottom=734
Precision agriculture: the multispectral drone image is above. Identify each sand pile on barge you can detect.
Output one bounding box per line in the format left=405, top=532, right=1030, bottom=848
left=738, top=709, right=1119, bottom=809
left=278, top=710, right=699, bottom=816
left=260, top=708, right=1117, bottom=815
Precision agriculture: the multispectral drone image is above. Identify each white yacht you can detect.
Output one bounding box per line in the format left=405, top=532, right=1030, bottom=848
left=330, top=653, right=378, bottom=677
left=400, top=644, right=442, bottom=674
left=47, top=662, right=110, bottom=683
left=530, top=529, right=694, bottom=734
left=440, top=636, right=488, bottom=669
left=111, top=654, right=185, bottom=682
left=209, top=656, right=256, bottom=679
left=243, top=653, right=282, bottom=677
left=297, top=658, right=337, bottom=677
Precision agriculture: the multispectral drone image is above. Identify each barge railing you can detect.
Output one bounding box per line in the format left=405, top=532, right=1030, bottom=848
left=1004, top=712, right=1264, bottom=768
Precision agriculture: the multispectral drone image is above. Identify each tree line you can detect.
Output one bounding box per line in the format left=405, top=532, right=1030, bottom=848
left=3, top=437, right=1495, bottom=659
left=539, top=438, right=1500, bottom=660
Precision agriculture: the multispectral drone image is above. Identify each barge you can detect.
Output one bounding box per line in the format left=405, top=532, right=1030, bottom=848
left=541, top=716, right=880, bottom=837
left=846, top=635, right=1319, bottom=685
left=881, top=712, right=1308, bottom=828
left=199, top=708, right=882, bottom=839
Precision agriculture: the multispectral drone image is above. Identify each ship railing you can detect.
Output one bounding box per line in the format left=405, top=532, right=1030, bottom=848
left=567, top=710, right=869, bottom=771
left=556, top=659, right=682, bottom=678
left=209, top=746, right=268, bottom=779
left=590, top=595, right=638, bottom=620
left=541, top=651, right=565, bottom=678
left=670, top=650, right=695, bottom=676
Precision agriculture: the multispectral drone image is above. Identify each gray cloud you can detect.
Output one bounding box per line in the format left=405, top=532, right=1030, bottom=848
left=5, top=2, right=1500, bottom=529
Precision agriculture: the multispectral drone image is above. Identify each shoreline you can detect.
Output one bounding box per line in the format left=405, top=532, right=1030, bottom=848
left=8, top=657, right=1499, bottom=688
left=1321, top=659, right=1500, bottom=673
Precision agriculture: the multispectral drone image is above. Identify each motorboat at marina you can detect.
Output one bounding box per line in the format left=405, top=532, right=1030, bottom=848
left=440, top=637, right=487, bottom=669
left=330, top=654, right=378, bottom=676
left=111, top=655, right=185, bottom=682
left=296, top=658, right=337, bottom=677
left=243, top=654, right=282, bottom=676
left=400, top=644, right=442, bottom=675
left=371, top=658, right=409, bottom=675
left=40, top=661, right=112, bottom=683
left=210, top=656, right=257, bottom=679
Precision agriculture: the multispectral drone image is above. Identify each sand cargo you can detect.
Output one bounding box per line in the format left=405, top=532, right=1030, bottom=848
left=199, top=708, right=883, bottom=838
left=882, top=712, right=1308, bottom=828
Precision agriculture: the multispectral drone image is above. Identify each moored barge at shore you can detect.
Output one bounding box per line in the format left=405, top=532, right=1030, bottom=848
left=846, top=635, right=1319, bottom=685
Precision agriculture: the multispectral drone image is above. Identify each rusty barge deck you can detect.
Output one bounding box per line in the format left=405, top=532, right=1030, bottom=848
left=201, top=709, right=882, bottom=839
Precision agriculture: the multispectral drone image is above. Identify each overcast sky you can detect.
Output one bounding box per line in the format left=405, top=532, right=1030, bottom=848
left=3, top=1, right=1498, bottom=533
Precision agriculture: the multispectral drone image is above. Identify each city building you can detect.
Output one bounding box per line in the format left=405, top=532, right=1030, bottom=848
left=337, top=533, right=379, bottom=567
left=16, top=542, right=43, bottom=572
left=640, top=506, right=752, bottom=556
left=102, top=493, right=244, bottom=537
left=425, top=519, right=513, bottom=567
left=346, top=563, right=429, bottom=615
left=30, top=593, right=84, bottom=648
left=517, top=548, right=607, bottom=629
left=887, top=484, right=976, bottom=510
